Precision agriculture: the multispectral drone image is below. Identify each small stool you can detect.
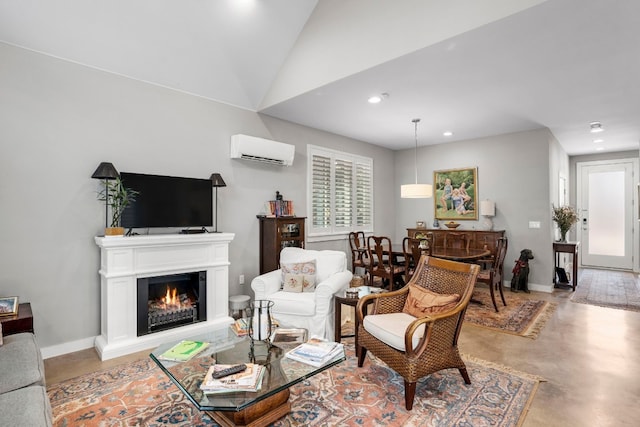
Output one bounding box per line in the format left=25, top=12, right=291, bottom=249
left=229, top=295, right=251, bottom=320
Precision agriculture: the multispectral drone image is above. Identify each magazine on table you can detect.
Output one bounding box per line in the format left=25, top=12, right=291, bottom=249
left=200, top=363, right=266, bottom=394
left=284, top=337, right=344, bottom=367
left=158, top=340, right=209, bottom=362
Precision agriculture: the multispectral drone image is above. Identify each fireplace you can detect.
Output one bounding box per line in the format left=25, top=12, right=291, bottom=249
left=95, top=233, right=234, bottom=361
left=137, top=271, right=207, bottom=336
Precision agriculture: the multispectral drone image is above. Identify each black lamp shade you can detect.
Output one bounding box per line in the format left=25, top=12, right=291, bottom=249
left=91, top=162, right=119, bottom=180
left=210, top=173, right=226, bottom=187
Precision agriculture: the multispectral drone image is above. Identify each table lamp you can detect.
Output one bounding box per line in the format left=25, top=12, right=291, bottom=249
left=480, top=200, right=496, bottom=231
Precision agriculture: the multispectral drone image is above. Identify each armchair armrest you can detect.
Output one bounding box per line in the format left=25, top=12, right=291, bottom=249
left=356, top=288, right=408, bottom=323
left=250, top=269, right=282, bottom=300
left=313, top=270, right=353, bottom=315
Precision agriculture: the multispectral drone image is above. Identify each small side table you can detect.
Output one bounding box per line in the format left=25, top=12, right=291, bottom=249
left=553, top=241, right=580, bottom=291
left=0, top=302, right=34, bottom=336
left=334, top=294, right=359, bottom=344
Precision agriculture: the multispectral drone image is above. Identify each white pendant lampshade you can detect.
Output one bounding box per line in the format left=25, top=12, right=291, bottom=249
left=401, top=183, right=433, bottom=198
left=401, top=118, right=432, bottom=199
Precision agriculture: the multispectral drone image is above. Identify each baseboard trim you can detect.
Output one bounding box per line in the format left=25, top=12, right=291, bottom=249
left=41, top=336, right=96, bottom=359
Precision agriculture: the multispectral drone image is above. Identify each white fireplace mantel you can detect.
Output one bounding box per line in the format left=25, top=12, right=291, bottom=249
left=94, top=233, right=235, bottom=360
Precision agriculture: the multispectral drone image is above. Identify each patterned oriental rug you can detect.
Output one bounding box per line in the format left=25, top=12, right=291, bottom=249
left=48, top=342, right=543, bottom=427
left=464, top=287, right=557, bottom=339
left=571, top=268, right=640, bottom=312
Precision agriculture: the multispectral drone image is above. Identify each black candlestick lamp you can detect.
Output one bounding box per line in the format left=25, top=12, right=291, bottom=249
left=91, top=162, right=120, bottom=229
left=210, top=173, right=226, bottom=233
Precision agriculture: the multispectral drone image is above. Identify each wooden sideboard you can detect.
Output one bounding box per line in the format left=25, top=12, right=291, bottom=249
left=407, top=228, right=506, bottom=258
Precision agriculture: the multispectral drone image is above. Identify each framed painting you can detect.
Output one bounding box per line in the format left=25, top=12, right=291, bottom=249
left=434, top=167, right=478, bottom=220
left=0, top=296, right=18, bottom=317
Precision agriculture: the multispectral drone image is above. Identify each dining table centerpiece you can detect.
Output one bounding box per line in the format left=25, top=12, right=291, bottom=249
left=552, top=205, right=578, bottom=242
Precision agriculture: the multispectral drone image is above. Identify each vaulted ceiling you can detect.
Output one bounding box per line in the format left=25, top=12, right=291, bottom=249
left=1, top=0, right=639, bottom=155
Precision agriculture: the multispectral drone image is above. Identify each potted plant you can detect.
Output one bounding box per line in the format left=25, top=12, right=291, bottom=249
left=97, top=177, right=137, bottom=236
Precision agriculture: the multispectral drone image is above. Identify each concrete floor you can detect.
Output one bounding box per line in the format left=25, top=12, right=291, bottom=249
left=45, top=269, right=640, bottom=426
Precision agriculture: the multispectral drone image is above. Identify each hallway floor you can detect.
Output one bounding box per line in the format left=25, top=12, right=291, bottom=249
left=45, top=269, right=640, bottom=426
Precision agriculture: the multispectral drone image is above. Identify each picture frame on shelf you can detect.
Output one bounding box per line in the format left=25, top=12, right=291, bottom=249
left=0, top=296, right=18, bottom=317
left=434, top=167, right=478, bottom=220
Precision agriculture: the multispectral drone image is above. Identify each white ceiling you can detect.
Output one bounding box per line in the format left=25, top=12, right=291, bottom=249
left=1, top=0, right=639, bottom=155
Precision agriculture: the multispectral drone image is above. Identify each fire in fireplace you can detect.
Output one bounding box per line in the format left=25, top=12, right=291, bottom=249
left=137, top=271, right=207, bottom=336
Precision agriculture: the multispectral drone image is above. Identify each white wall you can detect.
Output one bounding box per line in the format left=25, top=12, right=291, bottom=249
left=394, top=128, right=556, bottom=290
left=0, top=42, right=395, bottom=351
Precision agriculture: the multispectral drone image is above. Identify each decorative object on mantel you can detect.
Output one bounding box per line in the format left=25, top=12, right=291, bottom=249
left=480, top=199, right=496, bottom=231
left=401, top=118, right=433, bottom=199
left=445, top=221, right=461, bottom=229
left=92, top=162, right=137, bottom=236
left=209, top=173, right=226, bottom=233
left=552, top=204, right=578, bottom=242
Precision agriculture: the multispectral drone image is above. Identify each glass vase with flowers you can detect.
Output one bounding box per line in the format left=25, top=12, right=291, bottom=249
left=552, top=205, right=578, bottom=242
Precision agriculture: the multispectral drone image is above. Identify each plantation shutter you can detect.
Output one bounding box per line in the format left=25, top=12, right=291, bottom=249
left=311, top=154, right=331, bottom=230
left=308, top=145, right=373, bottom=236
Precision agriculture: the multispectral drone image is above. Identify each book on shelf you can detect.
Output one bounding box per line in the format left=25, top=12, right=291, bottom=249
left=200, top=363, right=266, bottom=394
left=284, top=337, right=344, bottom=367
left=158, top=340, right=209, bottom=362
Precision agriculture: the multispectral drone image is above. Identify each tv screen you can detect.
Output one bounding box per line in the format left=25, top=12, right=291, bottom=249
left=119, top=172, right=213, bottom=229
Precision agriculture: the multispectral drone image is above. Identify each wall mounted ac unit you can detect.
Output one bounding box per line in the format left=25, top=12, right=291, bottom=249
left=230, top=134, right=295, bottom=166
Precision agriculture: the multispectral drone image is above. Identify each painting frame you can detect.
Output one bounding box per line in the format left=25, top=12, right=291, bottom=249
left=0, top=296, right=18, bottom=317
left=434, top=167, right=479, bottom=220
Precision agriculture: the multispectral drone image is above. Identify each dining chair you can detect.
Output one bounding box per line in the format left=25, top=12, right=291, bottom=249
left=348, top=231, right=369, bottom=274
left=475, top=237, right=508, bottom=312
left=356, top=256, right=480, bottom=410
left=402, top=234, right=432, bottom=282
left=443, top=232, right=470, bottom=251
left=367, top=235, right=405, bottom=290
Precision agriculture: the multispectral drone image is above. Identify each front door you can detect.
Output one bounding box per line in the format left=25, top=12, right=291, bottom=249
left=577, top=159, right=636, bottom=270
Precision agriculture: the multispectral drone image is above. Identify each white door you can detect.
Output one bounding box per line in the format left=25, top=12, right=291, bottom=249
left=577, top=159, right=635, bottom=270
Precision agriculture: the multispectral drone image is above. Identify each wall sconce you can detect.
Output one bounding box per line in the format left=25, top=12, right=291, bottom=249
left=480, top=200, right=496, bottom=231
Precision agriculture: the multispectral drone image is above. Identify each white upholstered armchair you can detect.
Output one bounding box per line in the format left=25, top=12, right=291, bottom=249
left=251, top=247, right=352, bottom=340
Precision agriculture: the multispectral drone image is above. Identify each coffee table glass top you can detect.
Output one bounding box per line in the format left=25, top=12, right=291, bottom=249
left=149, top=327, right=345, bottom=412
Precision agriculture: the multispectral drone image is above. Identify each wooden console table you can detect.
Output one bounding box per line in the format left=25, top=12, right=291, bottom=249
left=0, top=302, right=34, bottom=336
left=553, top=241, right=579, bottom=291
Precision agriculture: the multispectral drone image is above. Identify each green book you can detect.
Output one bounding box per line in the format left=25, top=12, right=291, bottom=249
left=158, top=340, right=209, bottom=362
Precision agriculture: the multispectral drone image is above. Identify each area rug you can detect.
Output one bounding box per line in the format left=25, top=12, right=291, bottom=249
left=571, top=268, right=640, bottom=312
left=464, top=287, right=557, bottom=339
left=48, top=342, right=542, bottom=427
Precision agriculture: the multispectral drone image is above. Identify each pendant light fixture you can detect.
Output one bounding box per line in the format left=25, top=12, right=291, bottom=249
left=401, top=118, right=433, bottom=198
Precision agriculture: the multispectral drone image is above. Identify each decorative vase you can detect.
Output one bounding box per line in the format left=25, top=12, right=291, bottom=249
left=560, top=229, right=568, bottom=242
left=250, top=300, right=274, bottom=343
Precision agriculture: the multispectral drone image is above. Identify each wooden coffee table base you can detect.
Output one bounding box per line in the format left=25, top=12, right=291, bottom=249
left=206, top=388, right=291, bottom=427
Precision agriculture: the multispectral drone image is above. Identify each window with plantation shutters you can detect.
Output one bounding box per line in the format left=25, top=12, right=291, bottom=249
left=307, top=145, right=373, bottom=236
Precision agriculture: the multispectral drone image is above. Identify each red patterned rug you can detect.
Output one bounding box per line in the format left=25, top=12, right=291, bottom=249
left=48, top=342, right=542, bottom=426
left=464, top=287, right=557, bottom=339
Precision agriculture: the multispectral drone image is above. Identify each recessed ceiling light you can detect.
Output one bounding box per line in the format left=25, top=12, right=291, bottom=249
left=368, top=96, right=382, bottom=104
left=593, top=138, right=604, bottom=143
left=443, top=131, right=453, bottom=137
left=595, top=147, right=604, bottom=151
left=590, top=121, right=604, bottom=133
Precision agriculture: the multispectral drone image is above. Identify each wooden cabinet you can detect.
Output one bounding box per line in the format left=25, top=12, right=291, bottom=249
left=258, top=217, right=306, bottom=274
left=407, top=228, right=505, bottom=258
left=0, top=302, right=34, bottom=336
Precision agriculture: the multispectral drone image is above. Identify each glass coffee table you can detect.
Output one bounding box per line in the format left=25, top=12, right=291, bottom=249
left=150, top=328, right=345, bottom=427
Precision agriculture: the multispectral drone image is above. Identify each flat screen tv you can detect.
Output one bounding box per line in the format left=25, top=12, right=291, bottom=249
left=119, top=172, right=212, bottom=229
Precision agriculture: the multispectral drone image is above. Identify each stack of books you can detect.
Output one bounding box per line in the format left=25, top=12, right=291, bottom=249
left=230, top=318, right=250, bottom=336
left=284, top=337, right=344, bottom=367
left=200, top=363, right=266, bottom=394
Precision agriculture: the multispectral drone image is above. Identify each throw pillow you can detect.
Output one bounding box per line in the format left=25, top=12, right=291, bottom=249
left=402, top=284, right=460, bottom=318
left=283, top=273, right=304, bottom=292
left=302, top=275, right=316, bottom=292
left=281, top=260, right=317, bottom=291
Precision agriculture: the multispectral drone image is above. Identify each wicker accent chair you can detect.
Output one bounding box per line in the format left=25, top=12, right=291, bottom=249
left=475, top=237, right=508, bottom=312
left=356, top=256, right=479, bottom=410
